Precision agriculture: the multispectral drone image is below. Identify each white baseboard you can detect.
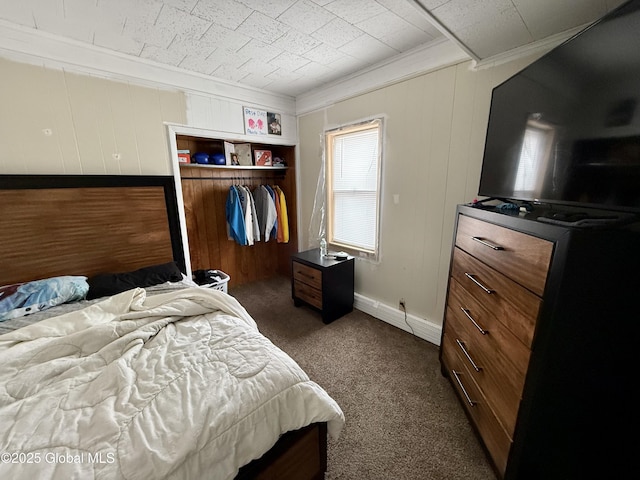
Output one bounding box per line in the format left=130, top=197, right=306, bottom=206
left=354, top=293, right=442, bottom=346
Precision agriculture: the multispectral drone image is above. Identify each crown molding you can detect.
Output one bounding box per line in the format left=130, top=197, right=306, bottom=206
left=0, top=18, right=468, bottom=118
left=470, top=24, right=587, bottom=71
left=0, top=20, right=296, bottom=114
left=295, top=38, right=469, bottom=116
left=1, top=17, right=581, bottom=120
left=294, top=22, right=593, bottom=115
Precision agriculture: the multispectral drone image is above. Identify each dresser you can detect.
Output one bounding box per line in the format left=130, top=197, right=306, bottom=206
left=291, top=249, right=354, bottom=323
left=440, top=205, right=638, bottom=480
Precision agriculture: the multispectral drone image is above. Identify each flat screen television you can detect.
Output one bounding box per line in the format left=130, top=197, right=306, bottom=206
left=478, top=0, right=640, bottom=214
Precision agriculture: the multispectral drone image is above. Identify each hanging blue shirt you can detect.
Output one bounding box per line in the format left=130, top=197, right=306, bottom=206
left=226, top=186, right=247, bottom=245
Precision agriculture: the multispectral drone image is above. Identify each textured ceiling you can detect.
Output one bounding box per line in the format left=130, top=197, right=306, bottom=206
left=0, top=0, right=629, bottom=98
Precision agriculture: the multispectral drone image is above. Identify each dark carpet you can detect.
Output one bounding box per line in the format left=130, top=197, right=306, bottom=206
left=230, top=276, right=497, bottom=480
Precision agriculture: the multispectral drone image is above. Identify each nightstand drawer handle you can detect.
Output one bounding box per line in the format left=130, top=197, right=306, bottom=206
left=472, top=236, right=503, bottom=250
left=464, top=273, right=494, bottom=294
left=451, top=370, right=476, bottom=407
left=456, top=338, right=482, bottom=372
left=460, top=307, right=488, bottom=335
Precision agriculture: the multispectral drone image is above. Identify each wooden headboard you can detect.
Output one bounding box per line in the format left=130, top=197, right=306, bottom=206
left=0, top=175, right=186, bottom=286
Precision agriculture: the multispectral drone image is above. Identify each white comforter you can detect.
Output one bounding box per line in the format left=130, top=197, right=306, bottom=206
left=0, top=287, right=344, bottom=479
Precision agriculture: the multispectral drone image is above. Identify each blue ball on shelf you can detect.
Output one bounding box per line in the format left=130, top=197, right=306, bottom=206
left=210, top=153, right=226, bottom=165
left=193, top=152, right=209, bottom=164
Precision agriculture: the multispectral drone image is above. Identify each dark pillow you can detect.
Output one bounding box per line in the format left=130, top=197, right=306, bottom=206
left=87, top=261, right=183, bottom=300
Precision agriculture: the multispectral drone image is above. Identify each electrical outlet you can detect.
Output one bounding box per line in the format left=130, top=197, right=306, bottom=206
left=399, top=298, right=406, bottom=311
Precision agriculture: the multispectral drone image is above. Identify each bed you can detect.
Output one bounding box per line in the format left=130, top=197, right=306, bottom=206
left=0, top=175, right=344, bottom=480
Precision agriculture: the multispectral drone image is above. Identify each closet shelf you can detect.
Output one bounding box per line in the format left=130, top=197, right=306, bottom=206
left=179, top=164, right=288, bottom=171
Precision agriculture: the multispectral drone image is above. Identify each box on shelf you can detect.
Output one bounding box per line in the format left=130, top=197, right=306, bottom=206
left=177, top=149, right=191, bottom=163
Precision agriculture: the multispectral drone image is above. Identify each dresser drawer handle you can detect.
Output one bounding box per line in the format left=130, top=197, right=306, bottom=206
left=451, top=370, right=476, bottom=407
left=472, top=236, right=503, bottom=250
left=464, top=273, right=494, bottom=294
left=460, top=307, right=488, bottom=335
left=456, top=338, right=482, bottom=372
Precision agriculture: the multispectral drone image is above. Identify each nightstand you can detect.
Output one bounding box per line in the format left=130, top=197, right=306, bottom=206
left=291, top=248, right=355, bottom=323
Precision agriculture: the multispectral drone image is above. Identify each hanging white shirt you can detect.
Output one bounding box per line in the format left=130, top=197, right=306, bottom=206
left=253, top=185, right=277, bottom=242
left=243, top=185, right=260, bottom=242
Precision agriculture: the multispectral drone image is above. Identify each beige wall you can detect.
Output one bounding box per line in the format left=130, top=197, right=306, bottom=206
left=298, top=56, right=542, bottom=330
left=0, top=58, right=186, bottom=175
left=1, top=52, right=543, bottom=332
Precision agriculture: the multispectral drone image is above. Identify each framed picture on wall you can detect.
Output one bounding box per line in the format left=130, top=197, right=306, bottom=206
left=267, top=112, right=281, bottom=135
left=243, top=107, right=267, bottom=135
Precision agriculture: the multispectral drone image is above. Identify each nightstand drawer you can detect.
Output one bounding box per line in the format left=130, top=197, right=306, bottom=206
left=293, top=262, right=322, bottom=289
left=293, top=280, right=322, bottom=309
left=455, top=214, right=553, bottom=296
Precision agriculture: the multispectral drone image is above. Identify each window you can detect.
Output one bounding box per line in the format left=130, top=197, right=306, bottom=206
left=325, top=119, right=382, bottom=259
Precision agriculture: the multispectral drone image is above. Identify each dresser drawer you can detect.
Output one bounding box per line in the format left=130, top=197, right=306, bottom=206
left=451, top=247, right=540, bottom=349
left=442, top=332, right=511, bottom=475
left=455, top=214, right=553, bottom=296
left=447, top=278, right=531, bottom=379
left=444, top=302, right=526, bottom=436
left=293, top=262, right=322, bottom=289
left=293, top=280, right=322, bottom=309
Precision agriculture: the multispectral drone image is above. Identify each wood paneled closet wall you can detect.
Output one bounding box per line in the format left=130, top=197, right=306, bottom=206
left=178, top=134, right=297, bottom=287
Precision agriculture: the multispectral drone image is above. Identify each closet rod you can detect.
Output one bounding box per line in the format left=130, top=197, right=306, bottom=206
left=181, top=176, right=285, bottom=181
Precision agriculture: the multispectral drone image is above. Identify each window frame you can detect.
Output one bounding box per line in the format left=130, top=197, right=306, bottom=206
left=324, top=118, right=383, bottom=260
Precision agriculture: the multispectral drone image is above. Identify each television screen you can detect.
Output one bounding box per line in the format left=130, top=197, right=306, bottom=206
left=478, top=0, right=640, bottom=213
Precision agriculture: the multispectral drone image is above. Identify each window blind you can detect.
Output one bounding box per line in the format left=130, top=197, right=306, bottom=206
left=329, top=126, right=380, bottom=252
